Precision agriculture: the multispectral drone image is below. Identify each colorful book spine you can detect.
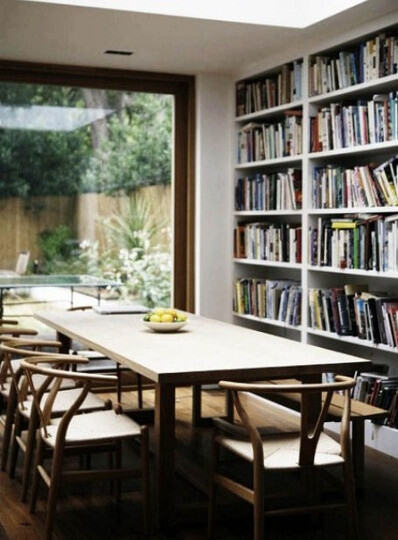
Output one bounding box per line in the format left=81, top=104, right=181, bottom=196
left=234, top=278, right=301, bottom=325
left=309, top=33, right=398, bottom=97
left=235, top=169, right=302, bottom=211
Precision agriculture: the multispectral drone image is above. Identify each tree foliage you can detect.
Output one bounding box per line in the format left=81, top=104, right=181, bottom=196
left=0, top=83, right=172, bottom=198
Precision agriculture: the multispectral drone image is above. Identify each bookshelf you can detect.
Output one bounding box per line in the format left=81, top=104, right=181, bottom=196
left=233, top=24, right=398, bottom=456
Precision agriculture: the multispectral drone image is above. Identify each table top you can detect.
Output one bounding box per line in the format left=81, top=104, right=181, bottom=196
left=0, top=274, right=119, bottom=288
left=36, top=310, right=369, bottom=385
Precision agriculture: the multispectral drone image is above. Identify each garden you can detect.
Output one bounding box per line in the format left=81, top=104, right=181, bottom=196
left=0, top=82, right=173, bottom=309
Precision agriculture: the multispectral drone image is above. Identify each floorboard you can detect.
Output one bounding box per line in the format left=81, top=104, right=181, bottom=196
left=0, top=387, right=397, bottom=539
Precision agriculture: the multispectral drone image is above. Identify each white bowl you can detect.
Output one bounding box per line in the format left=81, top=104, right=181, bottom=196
left=142, top=320, right=188, bottom=333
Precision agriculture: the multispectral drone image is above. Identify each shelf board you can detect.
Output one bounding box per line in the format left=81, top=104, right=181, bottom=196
left=235, top=210, right=302, bottom=217
left=235, top=155, right=302, bottom=169
left=307, top=327, right=398, bottom=353
left=309, top=265, right=398, bottom=278
left=309, top=139, right=398, bottom=159
left=235, top=100, right=303, bottom=123
left=234, top=258, right=302, bottom=269
left=233, top=312, right=302, bottom=330
left=309, top=73, right=398, bottom=105
left=308, top=207, right=398, bottom=215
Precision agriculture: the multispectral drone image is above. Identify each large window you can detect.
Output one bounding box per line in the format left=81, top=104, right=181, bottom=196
left=0, top=62, right=194, bottom=318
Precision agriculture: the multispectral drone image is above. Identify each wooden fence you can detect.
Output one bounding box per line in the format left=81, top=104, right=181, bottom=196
left=0, top=186, right=171, bottom=270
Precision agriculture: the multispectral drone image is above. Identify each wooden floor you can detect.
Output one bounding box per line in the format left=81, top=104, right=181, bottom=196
left=0, top=386, right=397, bottom=540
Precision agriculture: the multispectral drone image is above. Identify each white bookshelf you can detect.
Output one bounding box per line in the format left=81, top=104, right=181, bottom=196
left=235, top=155, right=302, bottom=170
left=234, top=258, right=302, bottom=269
left=232, top=23, right=398, bottom=457
left=235, top=100, right=303, bottom=122
left=233, top=312, right=302, bottom=331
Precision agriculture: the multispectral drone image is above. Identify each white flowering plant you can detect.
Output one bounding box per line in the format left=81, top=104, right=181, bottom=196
left=79, top=200, right=171, bottom=307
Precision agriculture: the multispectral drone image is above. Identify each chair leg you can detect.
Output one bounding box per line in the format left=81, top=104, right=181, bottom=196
left=207, top=431, right=220, bottom=540
left=45, top=444, right=64, bottom=540
left=253, top=459, right=264, bottom=540
left=137, top=374, right=143, bottom=409
left=1, top=389, right=17, bottom=471
left=141, top=426, right=150, bottom=535
left=115, top=440, right=122, bottom=505
left=9, top=409, right=23, bottom=478
left=30, top=436, right=45, bottom=514
left=108, top=450, right=115, bottom=496
left=21, top=412, right=40, bottom=502
left=343, top=462, right=358, bottom=540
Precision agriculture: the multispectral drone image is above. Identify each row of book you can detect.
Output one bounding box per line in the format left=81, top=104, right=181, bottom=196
left=309, top=214, right=398, bottom=272
left=234, top=222, right=302, bottom=263
left=309, top=32, right=398, bottom=96
left=234, top=278, right=301, bottom=326
left=237, top=111, right=302, bottom=163
left=236, top=61, right=303, bottom=117
left=353, top=372, right=398, bottom=428
left=311, top=157, right=398, bottom=209
left=235, top=170, right=302, bottom=211
left=310, top=92, right=398, bottom=152
left=308, top=284, right=398, bottom=349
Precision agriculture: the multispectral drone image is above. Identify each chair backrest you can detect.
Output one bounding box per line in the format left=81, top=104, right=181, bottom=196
left=0, top=339, right=62, bottom=403
left=20, top=357, right=116, bottom=442
left=15, top=251, right=30, bottom=275
left=219, top=376, right=356, bottom=467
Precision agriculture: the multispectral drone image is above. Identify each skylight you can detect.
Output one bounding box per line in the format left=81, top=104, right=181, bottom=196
left=0, top=105, right=115, bottom=132
left=21, top=0, right=368, bottom=29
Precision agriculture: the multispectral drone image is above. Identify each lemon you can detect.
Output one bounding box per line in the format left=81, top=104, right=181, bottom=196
left=161, top=313, right=173, bottom=323
left=176, top=313, right=187, bottom=322
left=154, top=308, right=166, bottom=316
left=150, top=314, right=161, bottom=323
left=166, top=308, right=178, bottom=318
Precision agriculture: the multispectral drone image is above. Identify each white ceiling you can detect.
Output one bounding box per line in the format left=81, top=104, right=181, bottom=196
left=0, top=0, right=397, bottom=76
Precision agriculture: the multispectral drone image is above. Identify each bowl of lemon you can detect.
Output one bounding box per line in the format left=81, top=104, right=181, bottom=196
left=142, top=308, right=188, bottom=333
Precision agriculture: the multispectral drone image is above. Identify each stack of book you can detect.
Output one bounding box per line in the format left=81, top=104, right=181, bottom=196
left=312, top=157, right=398, bottom=208
left=234, top=278, right=301, bottom=325
left=309, top=32, right=398, bottom=96
left=308, top=284, right=398, bottom=348
left=234, top=222, right=302, bottom=262
left=310, top=92, right=398, bottom=152
left=309, top=214, right=398, bottom=272
left=235, top=169, right=302, bottom=211
left=237, top=111, right=303, bottom=163
left=236, top=61, right=303, bottom=116
left=353, top=372, right=398, bottom=428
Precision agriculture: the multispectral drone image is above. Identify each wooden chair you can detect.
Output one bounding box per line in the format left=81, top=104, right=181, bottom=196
left=0, top=337, right=63, bottom=471
left=208, top=376, right=358, bottom=540
left=0, top=340, right=109, bottom=502
left=21, top=356, right=150, bottom=540
left=0, top=251, right=30, bottom=276
left=68, top=305, right=143, bottom=406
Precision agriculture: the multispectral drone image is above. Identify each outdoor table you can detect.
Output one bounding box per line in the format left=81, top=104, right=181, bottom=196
left=35, top=310, right=369, bottom=528
left=0, top=274, right=119, bottom=318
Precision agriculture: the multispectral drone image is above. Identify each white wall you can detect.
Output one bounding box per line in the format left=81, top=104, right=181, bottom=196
left=195, top=73, right=234, bottom=321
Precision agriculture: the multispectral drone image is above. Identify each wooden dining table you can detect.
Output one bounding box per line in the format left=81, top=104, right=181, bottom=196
left=35, top=310, right=369, bottom=528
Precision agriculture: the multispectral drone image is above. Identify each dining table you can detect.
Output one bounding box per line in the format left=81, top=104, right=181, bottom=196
left=35, top=310, right=370, bottom=528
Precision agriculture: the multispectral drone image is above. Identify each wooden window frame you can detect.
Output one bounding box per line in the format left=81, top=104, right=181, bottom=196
left=0, top=60, right=195, bottom=311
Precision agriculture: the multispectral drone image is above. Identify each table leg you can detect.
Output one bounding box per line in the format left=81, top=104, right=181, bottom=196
left=154, top=382, right=176, bottom=528
left=192, top=384, right=202, bottom=426
left=57, top=332, right=72, bottom=354
left=70, top=287, right=74, bottom=309
left=97, top=287, right=101, bottom=306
